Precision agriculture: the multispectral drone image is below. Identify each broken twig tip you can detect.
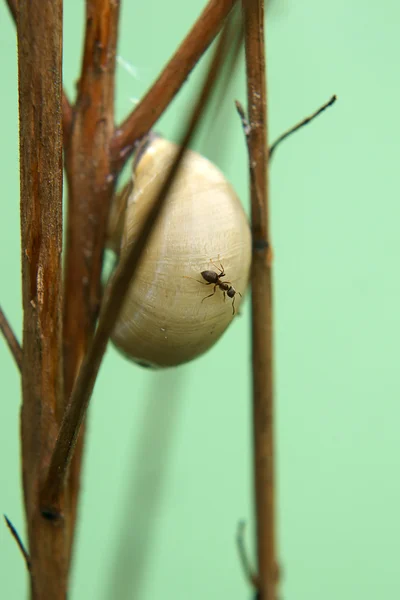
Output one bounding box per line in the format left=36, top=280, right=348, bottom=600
left=235, top=99, right=251, bottom=137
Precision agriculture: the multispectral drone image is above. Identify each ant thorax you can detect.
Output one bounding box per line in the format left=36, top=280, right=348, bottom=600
left=219, top=282, right=230, bottom=292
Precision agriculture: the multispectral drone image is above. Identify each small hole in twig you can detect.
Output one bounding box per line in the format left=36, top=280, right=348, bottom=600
left=253, top=239, right=270, bottom=251
left=41, top=507, right=63, bottom=522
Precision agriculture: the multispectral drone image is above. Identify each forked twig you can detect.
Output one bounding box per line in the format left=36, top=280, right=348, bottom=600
left=3, top=515, right=31, bottom=571
left=236, top=94, right=337, bottom=160
left=0, top=305, right=22, bottom=371
left=111, top=0, right=237, bottom=171
left=40, top=16, right=241, bottom=516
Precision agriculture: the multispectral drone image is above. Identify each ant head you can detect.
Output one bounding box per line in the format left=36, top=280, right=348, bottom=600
left=227, top=287, right=235, bottom=298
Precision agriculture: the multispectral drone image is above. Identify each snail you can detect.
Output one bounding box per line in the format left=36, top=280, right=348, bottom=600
left=106, top=135, right=252, bottom=368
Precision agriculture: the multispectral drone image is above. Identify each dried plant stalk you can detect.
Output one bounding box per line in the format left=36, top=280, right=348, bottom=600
left=3, top=0, right=252, bottom=596
left=242, top=0, right=278, bottom=598
left=17, top=0, right=66, bottom=597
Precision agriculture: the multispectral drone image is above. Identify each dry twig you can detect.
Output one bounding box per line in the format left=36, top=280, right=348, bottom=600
left=17, top=0, right=65, bottom=597
left=0, top=305, right=22, bottom=371
left=242, top=0, right=278, bottom=598
left=269, top=94, right=337, bottom=160
left=5, top=0, right=73, bottom=138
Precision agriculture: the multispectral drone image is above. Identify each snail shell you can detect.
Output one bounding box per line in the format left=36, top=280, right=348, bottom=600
left=108, top=136, right=252, bottom=368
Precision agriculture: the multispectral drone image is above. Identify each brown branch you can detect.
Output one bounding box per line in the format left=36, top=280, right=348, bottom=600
left=111, top=0, right=237, bottom=172
left=4, top=515, right=31, bottom=571
left=17, top=0, right=66, bottom=597
left=62, top=0, right=121, bottom=567
left=41, top=16, right=238, bottom=517
left=242, top=1, right=278, bottom=599
left=269, top=94, right=337, bottom=160
left=4, top=0, right=73, bottom=140
left=0, top=304, right=22, bottom=371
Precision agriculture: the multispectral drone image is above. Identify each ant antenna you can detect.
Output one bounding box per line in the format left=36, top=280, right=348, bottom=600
left=209, top=258, right=225, bottom=275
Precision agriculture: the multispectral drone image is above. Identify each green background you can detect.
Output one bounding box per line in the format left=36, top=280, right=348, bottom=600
left=1, top=1, right=399, bottom=598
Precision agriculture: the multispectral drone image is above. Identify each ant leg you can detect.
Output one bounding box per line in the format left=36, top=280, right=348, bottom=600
left=201, top=284, right=218, bottom=303
left=223, top=291, right=226, bottom=302
left=184, top=276, right=211, bottom=286
left=232, top=296, right=236, bottom=315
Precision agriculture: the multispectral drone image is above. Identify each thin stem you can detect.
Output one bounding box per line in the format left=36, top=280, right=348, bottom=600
left=236, top=521, right=259, bottom=588
left=242, top=1, right=278, bottom=599
left=17, top=0, right=66, bottom=597
left=0, top=305, right=22, bottom=371
left=4, top=0, right=73, bottom=140
left=111, top=0, right=237, bottom=172
left=269, top=94, right=337, bottom=160
left=4, top=515, right=31, bottom=571
left=41, top=17, right=238, bottom=516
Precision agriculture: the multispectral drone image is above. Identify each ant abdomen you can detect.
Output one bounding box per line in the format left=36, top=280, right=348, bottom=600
left=201, top=270, right=220, bottom=284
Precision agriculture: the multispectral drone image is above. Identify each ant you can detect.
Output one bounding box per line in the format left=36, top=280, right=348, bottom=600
left=185, top=259, right=242, bottom=315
